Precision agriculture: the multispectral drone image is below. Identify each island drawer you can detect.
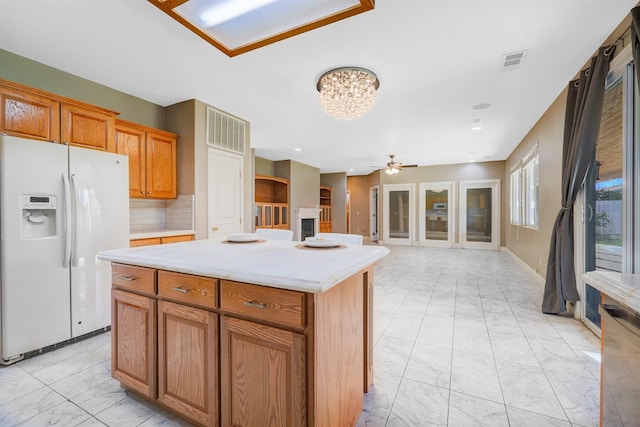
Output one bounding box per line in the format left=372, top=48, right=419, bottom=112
left=112, top=264, right=156, bottom=295
left=220, top=280, right=305, bottom=329
left=158, top=271, right=218, bottom=309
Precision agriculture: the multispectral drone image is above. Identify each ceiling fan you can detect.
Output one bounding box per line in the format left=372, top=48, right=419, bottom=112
left=374, top=154, right=418, bottom=174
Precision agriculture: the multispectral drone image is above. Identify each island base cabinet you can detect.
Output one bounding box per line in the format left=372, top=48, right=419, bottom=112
left=158, top=301, right=219, bottom=427
left=220, top=316, right=306, bottom=427
left=111, top=289, right=157, bottom=400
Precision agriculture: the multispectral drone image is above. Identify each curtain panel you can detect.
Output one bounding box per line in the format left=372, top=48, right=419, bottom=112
left=542, top=46, right=615, bottom=314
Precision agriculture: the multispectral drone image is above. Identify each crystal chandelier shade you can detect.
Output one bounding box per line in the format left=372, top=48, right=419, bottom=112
left=316, top=67, right=380, bottom=120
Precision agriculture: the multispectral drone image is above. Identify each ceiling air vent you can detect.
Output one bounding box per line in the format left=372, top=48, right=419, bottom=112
left=206, top=106, right=246, bottom=155
left=502, top=50, right=527, bottom=71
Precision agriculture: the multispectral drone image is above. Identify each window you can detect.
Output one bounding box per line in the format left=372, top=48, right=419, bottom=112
left=509, top=167, right=521, bottom=225
left=510, top=145, right=539, bottom=229
left=523, top=152, right=539, bottom=228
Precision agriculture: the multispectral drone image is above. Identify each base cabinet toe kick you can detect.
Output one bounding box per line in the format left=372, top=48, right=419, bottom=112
left=110, top=263, right=375, bottom=427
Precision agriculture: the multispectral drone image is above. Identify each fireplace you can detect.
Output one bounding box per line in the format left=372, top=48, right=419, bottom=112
left=295, top=208, right=321, bottom=241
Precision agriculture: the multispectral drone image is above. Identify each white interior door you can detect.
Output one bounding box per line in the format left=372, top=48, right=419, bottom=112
left=208, top=148, right=243, bottom=240
left=419, top=181, right=455, bottom=247
left=459, top=179, right=500, bottom=250
left=383, top=183, right=415, bottom=246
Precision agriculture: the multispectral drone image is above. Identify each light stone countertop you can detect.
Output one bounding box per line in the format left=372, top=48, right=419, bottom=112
left=130, top=229, right=195, bottom=239
left=99, top=238, right=390, bottom=294
left=582, top=271, right=640, bottom=313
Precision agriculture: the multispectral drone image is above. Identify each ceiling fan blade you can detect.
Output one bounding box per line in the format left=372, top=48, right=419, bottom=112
left=399, top=164, right=418, bottom=168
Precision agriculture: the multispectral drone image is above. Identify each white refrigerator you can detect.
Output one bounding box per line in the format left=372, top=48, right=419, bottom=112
left=0, top=134, right=129, bottom=364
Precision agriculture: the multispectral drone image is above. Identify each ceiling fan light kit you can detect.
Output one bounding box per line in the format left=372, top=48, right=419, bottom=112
left=383, top=154, right=416, bottom=174
left=316, top=67, right=380, bottom=120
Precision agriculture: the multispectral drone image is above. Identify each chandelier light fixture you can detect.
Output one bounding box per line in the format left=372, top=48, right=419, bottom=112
left=316, top=67, right=380, bottom=120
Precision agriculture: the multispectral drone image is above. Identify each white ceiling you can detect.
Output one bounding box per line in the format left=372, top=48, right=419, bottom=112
left=0, top=0, right=637, bottom=175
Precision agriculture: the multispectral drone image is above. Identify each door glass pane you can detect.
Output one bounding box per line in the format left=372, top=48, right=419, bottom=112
left=274, top=206, right=280, bottom=225
left=265, top=205, right=272, bottom=226
left=389, top=190, right=410, bottom=239
left=466, top=188, right=491, bottom=242
left=255, top=205, right=263, bottom=227
left=281, top=207, right=288, bottom=225
left=586, top=74, right=625, bottom=327
left=425, top=189, right=448, bottom=240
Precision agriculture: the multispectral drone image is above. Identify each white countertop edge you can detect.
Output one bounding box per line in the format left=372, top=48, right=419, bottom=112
left=130, top=230, right=195, bottom=239
left=582, top=271, right=640, bottom=313
left=99, top=247, right=390, bottom=294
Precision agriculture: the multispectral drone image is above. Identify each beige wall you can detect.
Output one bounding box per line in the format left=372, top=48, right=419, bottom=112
left=275, top=160, right=320, bottom=239
left=503, top=93, right=565, bottom=276
left=347, top=175, right=371, bottom=236
left=255, top=156, right=275, bottom=176
left=166, top=99, right=253, bottom=239
left=320, top=173, right=347, bottom=233
left=0, top=49, right=166, bottom=129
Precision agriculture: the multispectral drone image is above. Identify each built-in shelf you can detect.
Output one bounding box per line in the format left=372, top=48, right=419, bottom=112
left=320, top=185, right=332, bottom=233
left=255, top=174, right=289, bottom=230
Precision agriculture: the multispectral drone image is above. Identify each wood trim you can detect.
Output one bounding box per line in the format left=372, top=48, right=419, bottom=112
left=147, top=0, right=374, bottom=57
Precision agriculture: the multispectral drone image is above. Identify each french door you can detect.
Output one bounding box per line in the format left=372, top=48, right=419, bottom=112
left=383, top=183, right=414, bottom=245
left=418, top=181, right=455, bottom=247
left=459, top=180, right=500, bottom=250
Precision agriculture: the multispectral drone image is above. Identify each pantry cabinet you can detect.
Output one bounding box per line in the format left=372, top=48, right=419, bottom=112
left=0, top=79, right=117, bottom=150
left=115, top=120, right=177, bottom=199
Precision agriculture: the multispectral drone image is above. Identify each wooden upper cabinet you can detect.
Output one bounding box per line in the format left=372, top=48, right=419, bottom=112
left=115, top=122, right=146, bottom=197
left=146, top=130, right=177, bottom=198
left=61, top=102, right=115, bottom=151
left=115, top=120, right=177, bottom=199
left=0, top=82, right=60, bottom=142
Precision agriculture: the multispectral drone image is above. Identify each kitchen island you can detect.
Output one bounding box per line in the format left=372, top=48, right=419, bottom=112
left=98, top=238, right=389, bottom=427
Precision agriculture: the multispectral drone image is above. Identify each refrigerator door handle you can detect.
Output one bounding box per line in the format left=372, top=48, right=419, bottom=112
left=70, top=173, right=79, bottom=267
left=62, top=173, right=72, bottom=268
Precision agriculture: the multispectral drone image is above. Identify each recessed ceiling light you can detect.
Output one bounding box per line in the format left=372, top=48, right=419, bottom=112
left=294, top=148, right=302, bottom=152
left=472, top=103, right=491, bottom=110
left=472, top=118, right=481, bottom=123
left=472, top=126, right=483, bottom=131
left=348, top=168, right=354, bottom=172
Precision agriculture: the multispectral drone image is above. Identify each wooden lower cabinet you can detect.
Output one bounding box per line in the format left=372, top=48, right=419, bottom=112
left=111, top=289, right=157, bottom=399
left=158, top=301, right=218, bottom=426
left=130, top=234, right=194, bottom=247
left=111, top=265, right=373, bottom=427
left=220, top=316, right=305, bottom=427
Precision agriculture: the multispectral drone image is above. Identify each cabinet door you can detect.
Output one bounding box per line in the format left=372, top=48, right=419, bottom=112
left=115, top=123, right=146, bottom=198
left=158, top=301, right=218, bottom=427
left=0, top=86, right=60, bottom=142
left=61, top=103, right=115, bottom=151
left=221, top=316, right=305, bottom=427
left=145, top=131, right=177, bottom=198
left=111, top=289, right=157, bottom=399
left=161, top=234, right=194, bottom=244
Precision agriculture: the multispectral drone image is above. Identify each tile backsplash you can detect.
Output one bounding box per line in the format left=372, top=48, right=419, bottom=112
left=130, top=194, right=194, bottom=232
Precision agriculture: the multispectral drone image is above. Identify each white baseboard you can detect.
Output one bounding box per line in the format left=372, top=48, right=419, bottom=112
left=500, top=246, right=545, bottom=286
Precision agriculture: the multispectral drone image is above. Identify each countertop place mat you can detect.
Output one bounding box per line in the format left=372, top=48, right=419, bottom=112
left=222, top=239, right=266, bottom=244
left=295, top=244, right=346, bottom=250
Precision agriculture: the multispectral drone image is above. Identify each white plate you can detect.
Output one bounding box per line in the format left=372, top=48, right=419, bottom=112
left=227, top=233, right=259, bottom=243
left=304, top=237, right=340, bottom=248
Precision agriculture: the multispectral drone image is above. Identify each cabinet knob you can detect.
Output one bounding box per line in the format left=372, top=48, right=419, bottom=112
left=139, top=190, right=144, bottom=195
left=147, top=191, right=152, bottom=195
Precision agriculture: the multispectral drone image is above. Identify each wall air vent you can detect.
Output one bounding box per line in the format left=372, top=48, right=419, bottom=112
left=206, top=106, right=246, bottom=155
left=502, top=50, right=527, bottom=71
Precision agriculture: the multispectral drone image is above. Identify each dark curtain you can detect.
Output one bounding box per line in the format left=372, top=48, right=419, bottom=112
left=632, top=7, right=640, bottom=88
left=541, top=45, right=615, bottom=314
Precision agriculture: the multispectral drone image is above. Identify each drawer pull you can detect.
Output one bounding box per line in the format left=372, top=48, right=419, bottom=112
left=172, top=286, right=190, bottom=293
left=120, top=276, right=138, bottom=281
left=243, top=300, right=267, bottom=309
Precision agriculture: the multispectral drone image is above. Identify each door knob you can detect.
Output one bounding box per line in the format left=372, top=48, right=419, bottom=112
left=212, top=226, right=219, bottom=232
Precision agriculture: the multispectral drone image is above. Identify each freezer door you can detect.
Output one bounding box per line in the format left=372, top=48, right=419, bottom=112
left=69, top=146, right=129, bottom=337
left=0, top=135, right=72, bottom=361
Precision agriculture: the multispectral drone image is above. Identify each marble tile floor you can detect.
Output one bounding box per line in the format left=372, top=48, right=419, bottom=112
left=0, top=246, right=601, bottom=426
